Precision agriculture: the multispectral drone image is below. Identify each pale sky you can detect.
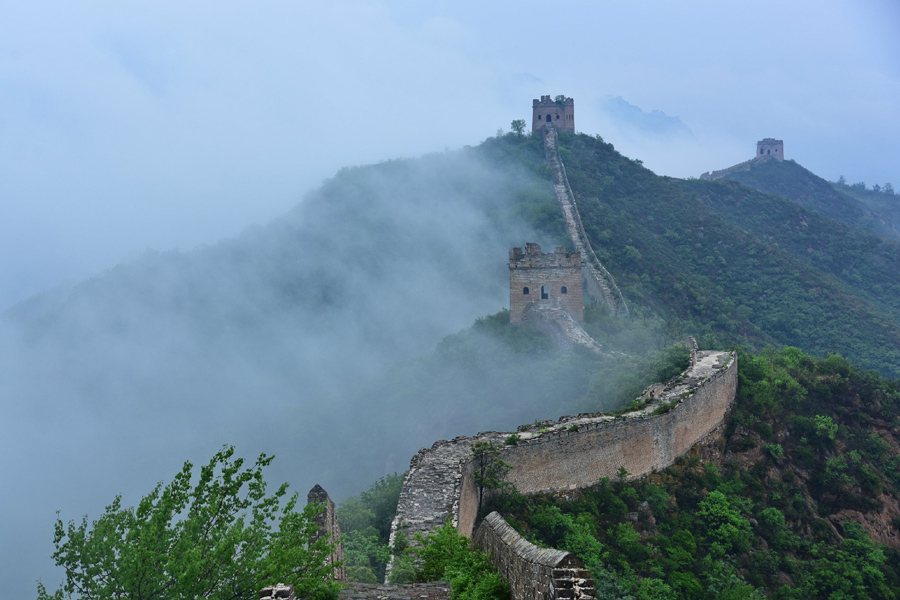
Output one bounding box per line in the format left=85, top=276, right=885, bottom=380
left=1, top=0, right=898, bottom=310
left=1, top=3, right=899, bottom=595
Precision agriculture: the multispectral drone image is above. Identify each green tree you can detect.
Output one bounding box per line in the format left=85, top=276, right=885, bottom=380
left=698, top=490, right=752, bottom=557
left=413, top=522, right=509, bottom=600
left=510, top=119, right=526, bottom=135
left=470, top=442, right=511, bottom=512
left=337, top=473, right=403, bottom=583
left=37, top=446, right=340, bottom=600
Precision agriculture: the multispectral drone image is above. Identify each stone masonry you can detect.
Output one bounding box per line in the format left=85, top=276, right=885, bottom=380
left=532, top=95, right=575, bottom=134
left=341, top=582, right=451, bottom=600
left=259, top=583, right=297, bottom=600
left=388, top=348, right=737, bottom=553
left=474, top=512, right=596, bottom=600
left=309, top=484, right=348, bottom=582
left=510, top=244, right=583, bottom=323
left=756, top=138, right=784, bottom=161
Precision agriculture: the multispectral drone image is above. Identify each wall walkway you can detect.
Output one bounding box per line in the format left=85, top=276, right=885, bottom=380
left=543, top=127, right=628, bottom=317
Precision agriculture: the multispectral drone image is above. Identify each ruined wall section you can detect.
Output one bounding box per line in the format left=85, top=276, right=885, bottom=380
left=387, top=433, right=505, bottom=566
left=308, top=484, right=347, bottom=582
left=473, top=512, right=595, bottom=600
left=389, top=351, right=737, bottom=549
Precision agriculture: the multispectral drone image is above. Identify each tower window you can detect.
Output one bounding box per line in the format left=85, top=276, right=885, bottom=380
left=767, top=149, right=771, bottom=154
left=760, top=148, right=764, bottom=155
left=546, top=114, right=551, bottom=122
left=523, top=287, right=529, bottom=295
left=541, top=285, right=549, bottom=299
left=561, top=286, right=568, bottom=294
left=556, top=114, right=560, bottom=120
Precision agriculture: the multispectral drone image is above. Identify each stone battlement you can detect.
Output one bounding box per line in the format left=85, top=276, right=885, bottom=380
left=510, top=243, right=581, bottom=268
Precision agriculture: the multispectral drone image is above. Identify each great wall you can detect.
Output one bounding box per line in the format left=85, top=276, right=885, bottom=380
left=543, top=125, right=629, bottom=317
left=265, top=97, right=742, bottom=600
left=387, top=344, right=736, bottom=562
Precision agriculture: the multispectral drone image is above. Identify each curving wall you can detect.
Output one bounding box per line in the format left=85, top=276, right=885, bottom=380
left=388, top=350, right=737, bottom=558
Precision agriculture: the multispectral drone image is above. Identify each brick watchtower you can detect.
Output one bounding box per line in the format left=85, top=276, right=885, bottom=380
left=532, top=95, right=575, bottom=134
left=756, top=138, right=784, bottom=162
left=509, top=243, right=583, bottom=323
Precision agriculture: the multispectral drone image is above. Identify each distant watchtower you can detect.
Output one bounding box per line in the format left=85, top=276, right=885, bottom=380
left=756, top=138, right=784, bottom=162
left=509, top=243, right=583, bottom=323
left=532, top=95, right=575, bottom=134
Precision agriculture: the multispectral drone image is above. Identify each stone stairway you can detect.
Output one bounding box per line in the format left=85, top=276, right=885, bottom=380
left=543, top=127, right=628, bottom=317
left=552, top=567, right=597, bottom=600
left=520, top=299, right=604, bottom=354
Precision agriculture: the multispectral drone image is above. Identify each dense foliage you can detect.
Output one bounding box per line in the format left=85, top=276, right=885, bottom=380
left=720, top=159, right=899, bottom=241
left=391, top=523, right=509, bottom=600
left=336, top=473, right=404, bottom=583
left=489, top=348, right=900, bottom=599
left=38, top=446, right=341, bottom=600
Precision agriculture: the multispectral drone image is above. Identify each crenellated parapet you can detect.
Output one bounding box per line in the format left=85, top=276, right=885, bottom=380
left=532, top=95, right=575, bottom=134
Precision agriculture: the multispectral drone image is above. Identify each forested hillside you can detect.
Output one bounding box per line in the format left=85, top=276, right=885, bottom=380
left=469, top=132, right=900, bottom=377
left=7, top=128, right=900, bottom=596
left=488, top=348, right=900, bottom=599
left=717, top=159, right=899, bottom=240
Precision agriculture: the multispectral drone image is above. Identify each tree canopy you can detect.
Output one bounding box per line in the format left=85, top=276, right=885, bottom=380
left=38, top=446, right=341, bottom=600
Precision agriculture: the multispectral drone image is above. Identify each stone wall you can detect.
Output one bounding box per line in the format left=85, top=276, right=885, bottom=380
left=473, top=512, right=595, bottom=600
left=543, top=127, right=628, bottom=317
left=509, top=244, right=584, bottom=323
left=390, top=350, right=737, bottom=549
left=497, top=351, right=736, bottom=498
left=532, top=95, right=575, bottom=134
left=308, top=484, right=347, bottom=582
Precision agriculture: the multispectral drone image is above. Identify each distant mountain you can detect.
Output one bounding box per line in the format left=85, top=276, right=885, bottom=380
left=714, top=158, right=900, bottom=240
left=552, top=133, right=900, bottom=377
left=832, top=179, right=900, bottom=239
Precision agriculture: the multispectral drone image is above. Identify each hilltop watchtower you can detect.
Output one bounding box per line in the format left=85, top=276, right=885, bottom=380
left=756, top=138, right=784, bottom=162
left=509, top=243, right=583, bottom=323
left=532, top=95, right=575, bottom=134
